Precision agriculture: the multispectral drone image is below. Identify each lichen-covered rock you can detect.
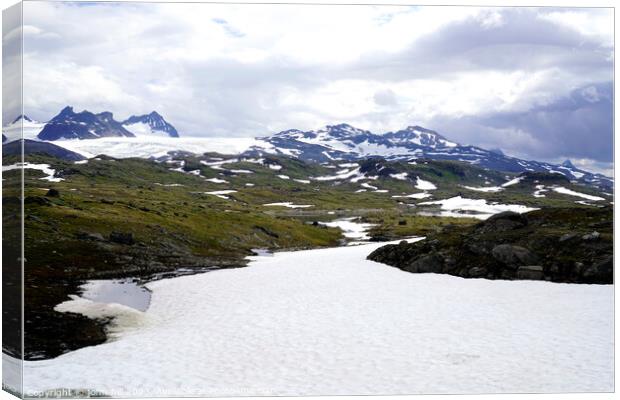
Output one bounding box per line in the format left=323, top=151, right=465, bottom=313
left=491, top=244, right=538, bottom=268
left=109, top=231, right=135, bottom=245
left=405, top=253, right=444, bottom=273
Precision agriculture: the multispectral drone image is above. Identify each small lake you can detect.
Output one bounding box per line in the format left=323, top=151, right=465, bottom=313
left=79, top=279, right=151, bottom=312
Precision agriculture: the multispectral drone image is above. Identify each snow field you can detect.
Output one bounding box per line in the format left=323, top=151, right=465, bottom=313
left=21, top=240, right=613, bottom=396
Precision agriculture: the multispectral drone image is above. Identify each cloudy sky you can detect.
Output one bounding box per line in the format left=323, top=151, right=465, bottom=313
left=11, top=2, right=615, bottom=174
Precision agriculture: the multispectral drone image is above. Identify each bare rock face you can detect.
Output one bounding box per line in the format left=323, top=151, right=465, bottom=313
left=368, top=207, right=613, bottom=284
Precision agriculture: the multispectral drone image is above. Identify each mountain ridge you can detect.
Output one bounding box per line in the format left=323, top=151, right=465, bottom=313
left=248, top=123, right=612, bottom=189
left=35, top=107, right=180, bottom=140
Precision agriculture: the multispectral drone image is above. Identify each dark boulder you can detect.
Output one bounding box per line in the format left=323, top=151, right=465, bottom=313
left=491, top=244, right=538, bottom=268
left=45, top=189, right=60, bottom=197
left=405, top=253, right=444, bottom=273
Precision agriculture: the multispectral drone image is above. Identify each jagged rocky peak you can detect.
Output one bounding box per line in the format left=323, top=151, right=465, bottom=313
left=122, top=111, right=179, bottom=138
left=37, top=106, right=134, bottom=141
left=10, top=114, right=34, bottom=124
left=562, top=159, right=576, bottom=169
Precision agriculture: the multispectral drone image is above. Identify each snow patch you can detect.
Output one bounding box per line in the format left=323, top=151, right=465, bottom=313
left=533, top=185, right=547, bottom=198
left=463, top=185, right=503, bottom=193
left=392, top=192, right=432, bottom=199
left=204, top=190, right=237, bottom=199
left=389, top=172, right=408, bottom=181
left=263, top=202, right=313, bottom=209
left=551, top=187, right=605, bottom=201
left=205, top=178, right=228, bottom=184
left=419, top=196, right=538, bottom=220
left=319, top=218, right=375, bottom=241
left=415, top=177, right=437, bottom=190
left=501, top=177, right=522, bottom=187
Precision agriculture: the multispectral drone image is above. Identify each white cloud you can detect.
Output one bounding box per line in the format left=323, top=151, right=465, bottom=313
left=539, top=9, right=613, bottom=46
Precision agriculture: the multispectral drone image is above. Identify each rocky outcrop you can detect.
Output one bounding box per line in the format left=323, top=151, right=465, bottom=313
left=109, top=231, right=135, bottom=245
left=368, top=207, right=613, bottom=284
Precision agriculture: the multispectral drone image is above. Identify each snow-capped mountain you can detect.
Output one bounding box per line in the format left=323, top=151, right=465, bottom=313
left=247, top=123, right=612, bottom=190
left=122, top=111, right=179, bottom=138
left=3, top=114, right=46, bottom=142
left=37, top=106, right=134, bottom=140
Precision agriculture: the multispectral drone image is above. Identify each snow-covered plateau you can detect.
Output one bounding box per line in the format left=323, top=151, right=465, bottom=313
left=47, top=136, right=268, bottom=159
left=17, top=240, right=613, bottom=397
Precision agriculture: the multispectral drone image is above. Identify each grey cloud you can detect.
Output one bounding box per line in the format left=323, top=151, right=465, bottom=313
left=351, top=8, right=611, bottom=81
left=3, top=4, right=23, bottom=125
left=428, top=82, right=613, bottom=163
left=212, top=18, right=245, bottom=38
left=373, top=89, right=398, bottom=106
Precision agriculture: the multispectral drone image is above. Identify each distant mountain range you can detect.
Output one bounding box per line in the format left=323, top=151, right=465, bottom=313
left=2, top=108, right=612, bottom=189
left=246, top=123, right=613, bottom=189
